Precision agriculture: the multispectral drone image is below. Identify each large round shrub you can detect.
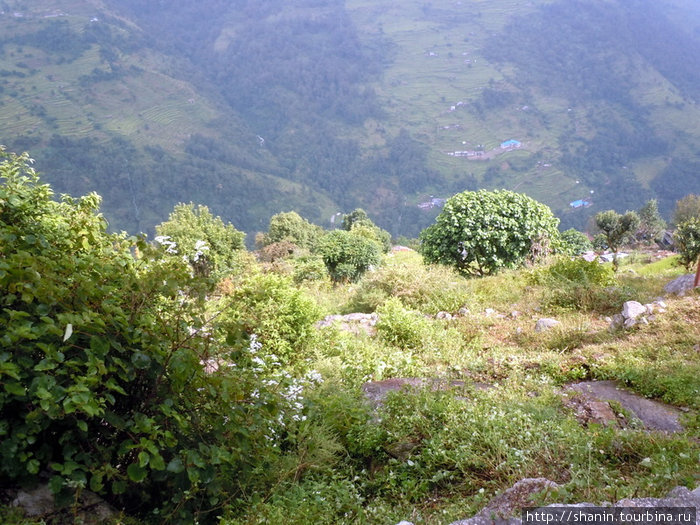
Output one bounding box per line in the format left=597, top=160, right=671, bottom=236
left=316, top=230, right=382, bottom=283
left=419, top=189, right=560, bottom=276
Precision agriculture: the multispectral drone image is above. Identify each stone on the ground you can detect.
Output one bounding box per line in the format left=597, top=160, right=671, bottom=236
left=622, top=301, right=646, bottom=320
left=561, top=392, right=618, bottom=427
left=12, top=484, right=116, bottom=523
left=315, top=312, right=378, bottom=335
left=565, top=380, right=683, bottom=432
left=449, top=478, right=560, bottom=525
left=535, top=318, right=560, bottom=332
left=664, top=274, right=696, bottom=296
left=436, top=311, right=453, bottom=320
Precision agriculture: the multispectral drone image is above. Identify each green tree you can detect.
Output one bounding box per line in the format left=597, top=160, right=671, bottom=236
left=674, top=218, right=700, bottom=270
left=560, top=228, right=593, bottom=256
left=636, top=199, right=666, bottom=243
left=155, top=202, right=245, bottom=278
left=419, top=189, right=560, bottom=276
left=594, top=209, right=640, bottom=271
left=260, top=211, right=323, bottom=250
left=672, top=194, right=700, bottom=226
left=341, top=208, right=370, bottom=230
left=317, top=229, right=382, bottom=283
left=341, top=208, right=392, bottom=253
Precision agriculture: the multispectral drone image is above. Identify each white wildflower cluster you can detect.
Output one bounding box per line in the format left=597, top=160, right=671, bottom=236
left=192, top=239, right=209, bottom=262
left=305, top=369, right=323, bottom=385
left=241, top=336, right=325, bottom=444
left=245, top=334, right=282, bottom=374
left=154, top=235, right=178, bottom=254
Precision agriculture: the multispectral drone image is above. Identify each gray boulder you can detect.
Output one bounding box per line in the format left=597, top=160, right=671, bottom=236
left=535, top=318, right=561, bottom=332
left=12, top=484, right=116, bottom=523
left=622, top=301, right=646, bottom=320
left=664, top=274, right=696, bottom=296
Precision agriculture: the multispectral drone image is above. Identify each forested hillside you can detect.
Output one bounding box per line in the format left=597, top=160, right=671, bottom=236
left=0, top=0, right=698, bottom=238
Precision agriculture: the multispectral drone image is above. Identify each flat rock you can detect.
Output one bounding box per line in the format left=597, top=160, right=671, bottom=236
left=565, top=380, right=683, bottom=432
left=315, top=312, right=378, bottom=335
left=362, top=378, right=490, bottom=405
left=449, top=478, right=560, bottom=525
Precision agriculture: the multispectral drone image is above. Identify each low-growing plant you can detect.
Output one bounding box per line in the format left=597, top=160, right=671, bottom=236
left=375, top=298, right=432, bottom=350
left=218, top=270, right=320, bottom=364
left=347, top=262, right=471, bottom=314
left=312, top=329, right=422, bottom=386
left=529, top=257, right=625, bottom=313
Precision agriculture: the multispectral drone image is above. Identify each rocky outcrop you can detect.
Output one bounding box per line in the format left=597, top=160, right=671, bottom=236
left=10, top=484, right=117, bottom=523
left=563, top=380, right=683, bottom=433
left=361, top=378, right=490, bottom=406
left=450, top=478, right=560, bottom=525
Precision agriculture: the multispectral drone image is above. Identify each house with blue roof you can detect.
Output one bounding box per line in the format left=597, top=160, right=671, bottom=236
left=500, top=139, right=521, bottom=149
left=569, top=199, right=591, bottom=209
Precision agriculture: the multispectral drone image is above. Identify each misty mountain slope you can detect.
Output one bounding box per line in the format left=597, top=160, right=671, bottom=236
left=347, top=0, right=700, bottom=228
left=0, top=0, right=698, bottom=236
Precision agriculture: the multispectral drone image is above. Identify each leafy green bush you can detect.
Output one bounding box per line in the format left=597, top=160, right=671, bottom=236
left=316, top=230, right=382, bottom=283
left=218, top=271, right=320, bottom=363
left=420, top=189, right=560, bottom=276
left=292, top=254, right=329, bottom=283
left=155, top=202, right=246, bottom=278
left=674, top=218, right=700, bottom=270
left=529, top=257, right=623, bottom=312
left=260, top=211, right=324, bottom=250
left=560, top=228, right=592, bottom=256
left=0, top=149, right=317, bottom=522
left=375, top=298, right=431, bottom=349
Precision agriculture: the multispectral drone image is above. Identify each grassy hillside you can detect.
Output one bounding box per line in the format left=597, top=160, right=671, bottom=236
left=0, top=0, right=698, bottom=237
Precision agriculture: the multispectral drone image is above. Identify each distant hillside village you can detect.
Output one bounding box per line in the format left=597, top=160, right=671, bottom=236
left=447, top=139, right=522, bottom=159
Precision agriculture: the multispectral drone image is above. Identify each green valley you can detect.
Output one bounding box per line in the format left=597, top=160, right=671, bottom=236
left=0, top=0, right=698, bottom=238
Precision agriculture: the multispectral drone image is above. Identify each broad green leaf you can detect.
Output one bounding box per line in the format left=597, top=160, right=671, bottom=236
left=166, top=458, right=185, bottom=474
left=4, top=381, right=26, bottom=396
left=127, top=463, right=147, bottom=482
left=131, top=352, right=151, bottom=370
